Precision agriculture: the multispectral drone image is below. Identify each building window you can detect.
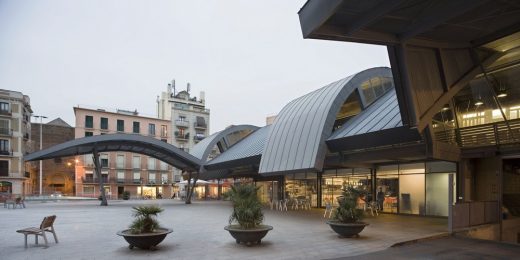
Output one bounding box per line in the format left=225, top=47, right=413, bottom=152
left=117, top=171, right=125, bottom=183
left=0, top=160, right=8, bottom=177
left=149, top=173, right=156, bottom=184
left=83, top=186, right=95, bottom=194
left=0, top=120, right=9, bottom=135
left=148, top=158, right=155, bottom=170
left=100, top=117, right=108, bottom=130
left=100, top=154, right=109, bottom=168
left=160, top=161, right=168, bottom=171
left=148, top=123, right=156, bottom=136
left=133, top=122, right=140, bottom=133
left=161, top=125, right=167, bottom=137
left=133, top=156, right=141, bottom=169
left=116, top=154, right=124, bottom=168
left=133, top=172, right=141, bottom=183
left=0, top=139, right=9, bottom=154
left=85, top=131, right=93, bottom=137
left=117, top=120, right=124, bottom=132
left=0, top=102, right=9, bottom=114
left=85, top=115, right=94, bottom=128
left=161, top=173, right=168, bottom=184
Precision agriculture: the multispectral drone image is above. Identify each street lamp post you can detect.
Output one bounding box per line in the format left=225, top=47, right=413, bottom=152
left=33, top=115, right=47, bottom=196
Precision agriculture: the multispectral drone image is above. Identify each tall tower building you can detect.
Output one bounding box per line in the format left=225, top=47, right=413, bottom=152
left=0, top=89, right=32, bottom=197
left=157, top=81, right=210, bottom=181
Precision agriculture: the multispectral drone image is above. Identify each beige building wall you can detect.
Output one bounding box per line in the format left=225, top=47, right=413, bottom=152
left=0, top=89, right=32, bottom=197
left=74, top=107, right=172, bottom=199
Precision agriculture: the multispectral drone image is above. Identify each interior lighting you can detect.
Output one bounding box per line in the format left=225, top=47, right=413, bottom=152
left=441, top=105, right=450, bottom=111
left=497, top=91, right=508, bottom=98
left=474, top=99, right=484, bottom=106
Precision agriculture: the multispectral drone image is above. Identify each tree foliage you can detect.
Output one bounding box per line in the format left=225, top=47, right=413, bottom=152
left=129, top=205, right=164, bottom=234
left=332, top=186, right=365, bottom=223
left=227, top=184, right=264, bottom=229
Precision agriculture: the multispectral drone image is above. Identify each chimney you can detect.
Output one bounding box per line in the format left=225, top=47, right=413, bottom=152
left=200, top=91, right=205, bottom=103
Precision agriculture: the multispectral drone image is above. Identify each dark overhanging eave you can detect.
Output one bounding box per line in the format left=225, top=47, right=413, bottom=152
left=23, top=134, right=202, bottom=171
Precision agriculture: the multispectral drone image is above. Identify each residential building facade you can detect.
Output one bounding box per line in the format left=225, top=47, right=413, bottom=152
left=157, top=82, right=210, bottom=181
left=74, top=106, right=173, bottom=199
left=0, top=89, right=32, bottom=197
left=29, top=118, right=75, bottom=195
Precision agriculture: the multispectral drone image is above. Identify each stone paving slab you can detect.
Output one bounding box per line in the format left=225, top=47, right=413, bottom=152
left=0, top=199, right=447, bottom=260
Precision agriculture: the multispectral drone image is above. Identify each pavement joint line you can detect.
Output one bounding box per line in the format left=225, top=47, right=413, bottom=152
left=390, top=232, right=452, bottom=247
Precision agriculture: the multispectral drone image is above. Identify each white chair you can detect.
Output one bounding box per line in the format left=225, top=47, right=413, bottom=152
left=324, top=201, right=333, bottom=218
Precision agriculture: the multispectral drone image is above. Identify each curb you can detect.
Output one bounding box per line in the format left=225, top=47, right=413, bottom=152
left=391, top=232, right=451, bottom=247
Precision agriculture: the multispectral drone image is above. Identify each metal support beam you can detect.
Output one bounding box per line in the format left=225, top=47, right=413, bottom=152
left=92, top=147, right=108, bottom=206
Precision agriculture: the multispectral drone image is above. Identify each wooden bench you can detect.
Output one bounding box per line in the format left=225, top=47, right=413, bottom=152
left=16, top=215, right=59, bottom=248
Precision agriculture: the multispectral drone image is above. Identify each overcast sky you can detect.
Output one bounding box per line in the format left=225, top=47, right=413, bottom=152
left=0, top=0, right=389, bottom=133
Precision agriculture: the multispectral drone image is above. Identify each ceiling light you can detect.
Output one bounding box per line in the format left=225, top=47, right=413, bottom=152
left=474, top=99, right=484, bottom=106
left=497, top=91, right=508, bottom=98
left=441, top=105, right=450, bottom=111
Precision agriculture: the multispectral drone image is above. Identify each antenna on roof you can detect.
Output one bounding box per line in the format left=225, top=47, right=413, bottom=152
left=187, top=82, right=191, bottom=93
left=172, top=79, right=176, bottom=96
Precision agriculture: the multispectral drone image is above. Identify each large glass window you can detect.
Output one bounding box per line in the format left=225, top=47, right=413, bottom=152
left=285, top=173, right=318, bottom=207
left=117, top=171, right=125, bottom=183
left=0, top=139, right=9, bottom=153
left=85, top=115, right=93, bottom=128
left=322, top=169, right=372, bottom=208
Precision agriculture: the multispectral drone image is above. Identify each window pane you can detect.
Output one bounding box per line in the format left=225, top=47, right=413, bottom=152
left=100, top=117, right=108, bottom=130
left=148, top=123, right=155, bottom=135
left=133, top=156, right=140, bottom=169
left=117, top=120, right=124, bottom=132
left=399, top=174, right=425, bottom=215
left=85, top=116, right=93, bottom=128
left=133, top=122, right=140, bottom=133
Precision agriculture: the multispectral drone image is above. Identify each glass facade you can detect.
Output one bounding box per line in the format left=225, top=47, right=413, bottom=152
left=322, top=168, right=372, bottom=208
left=285, top=173, right=318, bottom=207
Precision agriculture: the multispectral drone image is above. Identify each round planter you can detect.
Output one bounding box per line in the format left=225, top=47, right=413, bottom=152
left=117, top=228, right=173, bottom=250
left=224, top=225, right=273, bottom=246
left=326, top=221, right=368, bottom=238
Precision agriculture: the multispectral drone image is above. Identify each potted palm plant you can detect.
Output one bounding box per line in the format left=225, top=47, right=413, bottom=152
left=117, top=205, right=172, bottom=250
left=224, top=184, right=273, bottom=246
left=326, top=186, right=368, bottom=238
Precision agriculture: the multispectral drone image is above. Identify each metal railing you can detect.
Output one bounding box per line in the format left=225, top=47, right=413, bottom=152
left=434, top=118, right=520, bottom=147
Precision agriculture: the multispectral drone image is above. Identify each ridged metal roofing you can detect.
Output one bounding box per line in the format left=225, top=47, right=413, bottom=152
left=328, top=88, right=402, bottom=140
left=259, top=67, right=392, bottom=175
left=23, top=133, right=202, bottom=171
left=206, top=125, right=271, bottom=167
left=190, top=125, right=259, bottom=161
left=259, top=67, right=392, bottom=174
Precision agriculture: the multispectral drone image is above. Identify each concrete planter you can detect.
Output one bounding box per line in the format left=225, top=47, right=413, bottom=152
left=326, top=221, right=368, bottom=238
left=224, top=225, right=273, bottom=246
left=117, top=228, right=172, bottom=250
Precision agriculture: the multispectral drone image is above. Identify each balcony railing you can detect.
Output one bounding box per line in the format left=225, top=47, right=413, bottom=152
left=174, top=132, right=189, bottom=141
left=175, top=120, right=190, bottom=128
left=0, top=109, right=11, bottom=116
left=434, top=118, right=520, bottom=148
left=0, top=150, right=12, bottom=156
left=84, top=177, right=172, bottom=185
left=0, top=128, right=12, bottom=136
left=194, top=123, right=207, bottom=129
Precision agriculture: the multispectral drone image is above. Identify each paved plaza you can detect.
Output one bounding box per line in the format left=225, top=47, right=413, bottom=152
left=1, top=199, right=449, bottom=260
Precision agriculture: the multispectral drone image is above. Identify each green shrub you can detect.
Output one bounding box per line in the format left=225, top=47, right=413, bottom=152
left=129, top=205, right=164, bottom=234
left=332, top=186, right=365, bottom=223
left=228, top=184, right=263, bottom=229
left=122, top=191, right=130, bottom=200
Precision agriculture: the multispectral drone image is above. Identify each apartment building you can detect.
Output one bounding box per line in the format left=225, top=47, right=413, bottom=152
left=157, top=82, right=210, bottom=181
left=0, top=89, right=32, bottom=197
left=74, top=106, right=172, bottom=199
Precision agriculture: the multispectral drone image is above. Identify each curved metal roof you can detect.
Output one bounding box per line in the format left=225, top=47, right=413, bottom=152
left=205, top=125, right=271, bottom=170
left=190, top=124, right=259, bottom=162
left=24, top=133, right=202, bottom=171
left=259, top=67, right=392, bottom=174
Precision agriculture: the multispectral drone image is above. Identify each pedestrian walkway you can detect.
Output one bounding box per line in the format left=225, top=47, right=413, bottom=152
left=336, top=235, right=520, bottom=259
left=1, top=200, right=447, bottom=260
